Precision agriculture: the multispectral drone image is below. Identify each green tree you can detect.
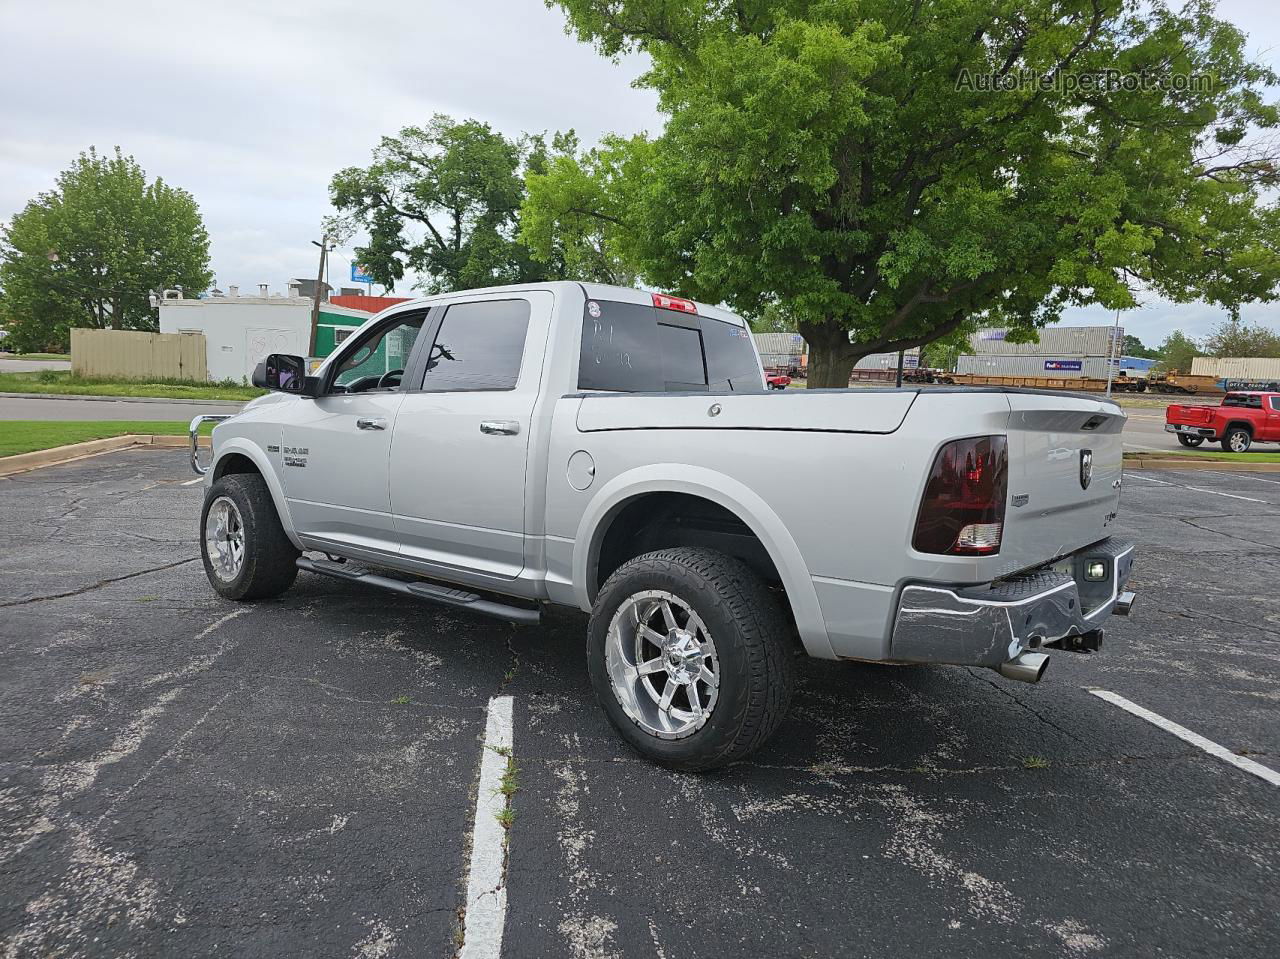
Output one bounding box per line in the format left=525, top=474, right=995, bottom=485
left=520, top=131, right=639, bottom=286
left=0, top=147, right=211, bottom=352
left=1202, top=316, right=1280, bottom=356
left=1158, top=329, right=1204, bottom=371
left=1122, top=333, right=1158, bottom=358
left=331, top=115, right=570, bottom=294
left=531, top=0, right=1280, bottom=386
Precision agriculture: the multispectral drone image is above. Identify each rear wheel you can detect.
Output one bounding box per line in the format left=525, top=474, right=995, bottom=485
left=1177, top=434, right=1205, bottom=448
left=587, top=547, right=795, bottom=772
left=1221, top=427, right=1252, bottom=453
left=201, top=473, right=299, bottom=600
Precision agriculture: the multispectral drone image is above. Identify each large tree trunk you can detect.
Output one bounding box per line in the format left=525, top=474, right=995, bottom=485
left=798, top=319, right=857, bottom=388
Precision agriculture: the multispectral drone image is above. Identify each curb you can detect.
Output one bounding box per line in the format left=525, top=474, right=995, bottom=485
left=0, top=434, right=210, bottom=478
left=1124, top=455, right=1280, bottom=472
left=0, top=391, right=245, bottom=407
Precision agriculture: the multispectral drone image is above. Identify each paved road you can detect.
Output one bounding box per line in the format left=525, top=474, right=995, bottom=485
left=0, top=394, right=242, bottom=421
left=2, top=450, right=1277, bottom=956
left=0, top=356, right=70, bottom=373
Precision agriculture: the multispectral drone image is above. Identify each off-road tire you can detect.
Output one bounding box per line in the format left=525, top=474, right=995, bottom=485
left=587, top=547, right=795, bottom=772
left=1220, top=427, right=1252, bottom=454
left=200, top=473, right=299, bottom=601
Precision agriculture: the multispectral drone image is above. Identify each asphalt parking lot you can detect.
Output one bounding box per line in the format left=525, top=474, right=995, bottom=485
left=2, top=450, right=1278, bottom=958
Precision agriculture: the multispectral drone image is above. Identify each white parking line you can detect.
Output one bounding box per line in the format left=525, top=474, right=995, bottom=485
left=1122, top=472, right=1269, bottom=503
left=1088, top=689, right=1280, bottom=788
left=1207, top=470, right=1280, bottom=486
left=459, top=695, right=514, bottom=959
left=181, top=477, right=204, bottom=486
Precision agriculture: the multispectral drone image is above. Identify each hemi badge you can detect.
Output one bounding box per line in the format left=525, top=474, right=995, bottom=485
left=1012, top=494, right=1030, bottom=508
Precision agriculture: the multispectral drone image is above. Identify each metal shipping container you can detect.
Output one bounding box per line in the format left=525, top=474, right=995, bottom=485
left=956, top=354, right=1122, bottom=379
left=1190, top=356, right=1280, bottom=380
left=854, top=349, right=921, bottom=370
left=969, top=326, right=1123, bottom=357
left=752, top=332, right=806, bottom=356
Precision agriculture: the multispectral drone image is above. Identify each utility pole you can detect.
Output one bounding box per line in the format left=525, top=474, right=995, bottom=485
left=895, top=349, right=905, bottom=388
left=1105, top=309, right=1121, bottom=398
left=308, top=236, right=332, bottom=358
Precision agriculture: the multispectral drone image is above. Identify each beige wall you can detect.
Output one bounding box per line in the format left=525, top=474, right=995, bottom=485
left=71, top=328, right=207, bottom=381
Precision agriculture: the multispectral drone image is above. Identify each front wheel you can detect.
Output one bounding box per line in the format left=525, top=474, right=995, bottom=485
left=201, top=472, right=300, bottom=600
left=1221, top=428, right=1252, bottom=453
left=587, top=547, right=795, bottom=771
left=1177, top=434, right=1205, bottom=448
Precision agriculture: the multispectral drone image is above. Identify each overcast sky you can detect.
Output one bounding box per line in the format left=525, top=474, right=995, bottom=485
left=2, top=0, right=1278, bottom=347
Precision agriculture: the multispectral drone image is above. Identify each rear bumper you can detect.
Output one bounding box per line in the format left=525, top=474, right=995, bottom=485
left=1165, top=423, right=1216, bottom=439
left=889, top=538, right=1135, bottom=669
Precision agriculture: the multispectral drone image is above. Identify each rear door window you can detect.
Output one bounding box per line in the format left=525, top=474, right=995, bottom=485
left=419, top=299, right=531, bottom=392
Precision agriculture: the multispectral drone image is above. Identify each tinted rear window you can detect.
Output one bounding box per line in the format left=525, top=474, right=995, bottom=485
left=419, top=299, right=530, bottom=391
left=1223, top=393, right=1262, bottom=408
left=578, top=299, right=760, bottom=392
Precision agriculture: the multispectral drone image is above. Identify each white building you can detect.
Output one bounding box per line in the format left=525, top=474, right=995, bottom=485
left=158, top=284, right=377, bottom=383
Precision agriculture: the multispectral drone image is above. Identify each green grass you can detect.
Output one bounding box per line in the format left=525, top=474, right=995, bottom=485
left=0, top=420, right=213, bottom=458
left=1125, top=449, right=1280, bottom=463
left=0, top=369, right=264, bottom=401
left=0, top=351, right=70, bottom=361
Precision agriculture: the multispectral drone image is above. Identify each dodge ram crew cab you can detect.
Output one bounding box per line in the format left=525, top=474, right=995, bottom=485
left=191, top=282, right=1136, bottom=770
left=1165, top=391, right=1280, bottom=452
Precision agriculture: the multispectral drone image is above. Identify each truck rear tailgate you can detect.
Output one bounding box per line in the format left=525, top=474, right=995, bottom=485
left=1166, top=404, right=1214, bottom=425
left=995, top=393, right=1126, bottom=578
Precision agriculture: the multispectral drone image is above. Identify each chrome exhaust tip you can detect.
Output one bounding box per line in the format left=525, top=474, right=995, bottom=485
left=1113, top=591, right=1136, bottom=617
left=997, top=651, right=1050, bottom=684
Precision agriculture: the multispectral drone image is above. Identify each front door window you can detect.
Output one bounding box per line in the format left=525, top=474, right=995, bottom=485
left=330, top=316, right=424, bottom=393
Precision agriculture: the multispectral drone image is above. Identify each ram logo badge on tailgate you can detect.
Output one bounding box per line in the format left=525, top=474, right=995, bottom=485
left=1080, top=449, right=1093, bottom=490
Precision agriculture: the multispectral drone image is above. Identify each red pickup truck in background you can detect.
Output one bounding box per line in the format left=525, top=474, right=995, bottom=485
left=1165, top=392, right=1280, bottom=452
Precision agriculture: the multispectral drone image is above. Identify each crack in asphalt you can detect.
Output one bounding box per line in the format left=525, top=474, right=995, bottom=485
left=1177, top=516, right=1280, bottom=553
left=1165, top=606, right=1277, bottom=638
left=0, top=556, right=199, bottom=608
left=511, top=748, right=1213, bottom=774
left=964, top=667, right=1091, bottom=746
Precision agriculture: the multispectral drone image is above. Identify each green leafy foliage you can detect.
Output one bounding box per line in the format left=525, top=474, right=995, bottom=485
left=1122, top=333, right=1159, bottom=358
left=1157, top=329, right=1205, bottom=371
left=0, top=148, right=212, bottom=353
left=1203, top=316, right=1280, bottom=356
left=520, top=132, right=639, bottom=285
left=537, top=0, right=1280, bottom=385
left=332, top=116, right=571, bottom=294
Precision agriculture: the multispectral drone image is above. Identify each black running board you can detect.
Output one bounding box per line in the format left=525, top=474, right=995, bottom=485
left=296, top=557, right=541, bottom=625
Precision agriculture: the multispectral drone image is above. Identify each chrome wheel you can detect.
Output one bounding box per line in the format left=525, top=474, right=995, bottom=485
left=204, top=496, right=245, bottom=582
left=1229, top=431, right=1250, bottom=452
left=604, top=590, right=719, bottom=740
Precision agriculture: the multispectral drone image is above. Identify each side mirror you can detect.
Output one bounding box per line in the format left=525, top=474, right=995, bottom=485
left=256, top=353, right=307, bottom=393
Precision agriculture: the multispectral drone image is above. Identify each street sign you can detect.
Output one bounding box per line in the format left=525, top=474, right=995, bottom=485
left=351, top=263, right=374, bottom=284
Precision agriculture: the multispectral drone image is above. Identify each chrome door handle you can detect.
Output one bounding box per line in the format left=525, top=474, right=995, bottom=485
left=356, top=417, right=387, bottom=431
left=480, top=420, right=520, bottom=436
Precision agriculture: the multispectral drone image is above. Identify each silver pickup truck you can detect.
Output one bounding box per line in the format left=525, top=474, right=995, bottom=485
left=191, top=281, right=1135, bottom=770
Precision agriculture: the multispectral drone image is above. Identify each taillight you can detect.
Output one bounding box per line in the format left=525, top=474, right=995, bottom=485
left=912, top=436, right=1009, bottom=555
left=652, top=292, right=698, bottom=314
